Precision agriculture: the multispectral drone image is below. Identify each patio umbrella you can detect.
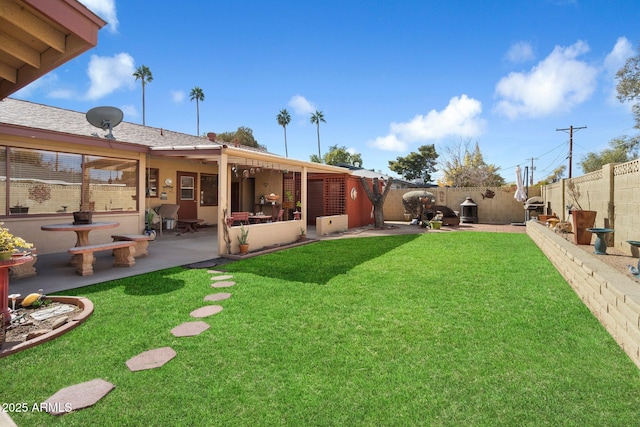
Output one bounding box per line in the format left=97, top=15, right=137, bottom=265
left=514, top=165, right=527, bottom=203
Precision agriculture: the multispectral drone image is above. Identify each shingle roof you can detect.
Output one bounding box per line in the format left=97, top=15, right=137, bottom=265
left=0, top=97, right=219, bottom=148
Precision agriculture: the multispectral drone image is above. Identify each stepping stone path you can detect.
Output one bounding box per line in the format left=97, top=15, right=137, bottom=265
left=34, top=271, right=235, bottom=420
left=211, top=274, right=234, bottom=281
left=211, top=281, right=235, bottom=288
left=190, top=305, right=223, bottom=318
left=205, top=292, right=232, bottom=302
left=171, top=321, right=210, bottom=337
left=126, top=347, right=177, bottom=372
left=43, top=378, right=115, bottom=415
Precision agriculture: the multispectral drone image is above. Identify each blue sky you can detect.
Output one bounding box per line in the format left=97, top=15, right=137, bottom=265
left=13, top=0, right=640, bottom=183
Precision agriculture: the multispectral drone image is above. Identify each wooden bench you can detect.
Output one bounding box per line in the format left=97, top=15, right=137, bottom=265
left=68, top=241, right=136, bottom=276
left=111, top=234, right=153, bottom=257
left=177, top=219, right=203, bottom=233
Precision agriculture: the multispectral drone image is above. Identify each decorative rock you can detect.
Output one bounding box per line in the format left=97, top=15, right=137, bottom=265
left=211, top=274, right=233, bottom=281
left=204, top=292, right=232, bottom=302
left=51, top=316, right=69, bottom=330
left=26, top=329, right=50, bottom=340
left=211, top=281, right=235, bottom=288
left=126, top=347, right=176, bottom=372
left=190, top=305, right=223, bottom=318
left=43, top=378, right=115, bottom=415
left=207, top=269, right=225, bottom=274
left=171, top=321, right=210, bottom=337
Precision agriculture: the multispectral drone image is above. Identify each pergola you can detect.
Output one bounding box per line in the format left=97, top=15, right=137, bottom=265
left=0, top=0, right=106, bottom=100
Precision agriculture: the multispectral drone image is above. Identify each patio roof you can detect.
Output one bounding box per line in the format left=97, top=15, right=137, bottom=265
left=0, top=0, right=106, bottom=100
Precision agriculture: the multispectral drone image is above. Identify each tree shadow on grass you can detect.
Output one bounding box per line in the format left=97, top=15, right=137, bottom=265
left=225, top=234, right=421, bottom=285
left=64, top=267, right=187, bottom=296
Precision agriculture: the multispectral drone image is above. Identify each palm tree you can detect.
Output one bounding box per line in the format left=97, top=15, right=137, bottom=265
left=310, top=110, right=326, bottom=159
left=189, top=86, right=205, bottom=135
left=133, top=65, right=153, bottom=126
left=276, top=108, right=291, bottom=157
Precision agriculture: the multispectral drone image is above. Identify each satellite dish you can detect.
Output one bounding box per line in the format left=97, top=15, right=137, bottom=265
left=86, top=106, right=123, bottom=140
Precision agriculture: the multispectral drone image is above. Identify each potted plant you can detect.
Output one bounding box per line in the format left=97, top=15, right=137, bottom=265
left=0, top=222, right=33, bottom=261
left=298, top=227, right=307, bottom=242
left=566, top=180, right=596, bottom=245
left=237, top=225, right=249, bottom=254
left=283, top=190, right=294, bottom=209
left=9, top=203, right=29, bottom=214
left=429, top=211, right=444, bottom=229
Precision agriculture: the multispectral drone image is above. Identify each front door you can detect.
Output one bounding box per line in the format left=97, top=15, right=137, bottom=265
left=178, top=171, right=198, bottom=219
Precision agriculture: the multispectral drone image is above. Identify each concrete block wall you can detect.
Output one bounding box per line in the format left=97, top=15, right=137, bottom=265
left=384, top=186, right=541, bottom=224
left=541, top=159, right=640, bottom=254
left=527, top=220, right=640, bottom=369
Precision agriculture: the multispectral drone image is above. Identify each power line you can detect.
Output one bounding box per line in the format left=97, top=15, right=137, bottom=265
left=556, top=125, right=587, bottom=178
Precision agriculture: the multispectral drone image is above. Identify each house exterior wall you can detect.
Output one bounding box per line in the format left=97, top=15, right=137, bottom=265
left=384, top=185, right=542, bottom=224
left=346, top=175, right=375, bottom=229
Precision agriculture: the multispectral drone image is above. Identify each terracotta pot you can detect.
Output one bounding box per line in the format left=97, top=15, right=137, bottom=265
left=571, top=210, right=597, bottom=245
left=239, top=244, right=249, bottom=254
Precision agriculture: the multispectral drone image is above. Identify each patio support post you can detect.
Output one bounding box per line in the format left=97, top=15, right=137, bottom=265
left=301, top=166, right=308, bottom=229
left=217, top=151, right=229, bottom=255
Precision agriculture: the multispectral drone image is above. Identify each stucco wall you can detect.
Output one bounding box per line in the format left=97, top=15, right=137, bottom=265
left=227, top=220, right=303, bottom=254
left=384, top=186, right=542, bottom=224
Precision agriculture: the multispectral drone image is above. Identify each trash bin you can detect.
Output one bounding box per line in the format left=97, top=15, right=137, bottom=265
left=165, top=219, right=175, bottom=230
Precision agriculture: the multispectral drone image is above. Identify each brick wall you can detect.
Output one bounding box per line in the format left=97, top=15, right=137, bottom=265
left=527, top=220, right=640, bottom=368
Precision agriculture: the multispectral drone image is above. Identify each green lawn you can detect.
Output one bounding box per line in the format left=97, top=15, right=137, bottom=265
left=2, top=232, right=640, bottom=426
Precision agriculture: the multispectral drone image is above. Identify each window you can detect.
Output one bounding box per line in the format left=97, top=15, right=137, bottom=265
left=200, top=174, right=218, bottom=206
left=1, top=146, right=138, bottom=215
left=146, top=168, right=159, bottom=197
left=180, top=175, right=195, bottom=200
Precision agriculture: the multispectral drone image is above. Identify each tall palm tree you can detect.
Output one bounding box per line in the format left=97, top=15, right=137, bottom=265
left=133, top=65, right=153, bottom=126
left=276, top=108, right=291, bottom=157
left=189, top=86, right=205, bottom=135
left=310, top=110, right=326, bottom=159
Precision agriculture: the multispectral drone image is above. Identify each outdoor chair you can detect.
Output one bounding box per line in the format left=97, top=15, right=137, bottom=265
left=231, top=211, right=250, bottom=225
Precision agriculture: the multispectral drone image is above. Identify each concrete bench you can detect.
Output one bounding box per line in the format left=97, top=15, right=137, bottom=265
left=68, top=241, right=136, bottom=276
left=111, top=234, right=153, bottom=257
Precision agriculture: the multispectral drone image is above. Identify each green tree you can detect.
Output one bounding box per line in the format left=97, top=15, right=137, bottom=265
left=133, top=65, right=153, bottom=126
left=189, top=86, right=205, bottom=136
left=616, top=45, right=640, bottom=129
left=388, top=144, right=438, bottom=183
left=309, top=154, right=322, bottom=163
left=216, top=126, right=262, bottom=149
left=310, top=110, right=326, bottom=159
left=580, top=135, right=639, bottom=173
left=323, top=145, right=363, bottom=167
left=441, top=140, right=504, bottom=187
left=276, top=109, right=291, bottom=157
left=536, top=165, right=566, bottom=185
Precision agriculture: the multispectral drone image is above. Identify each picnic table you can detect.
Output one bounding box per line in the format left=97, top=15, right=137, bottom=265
left=41, top=222, right=119, bottom=264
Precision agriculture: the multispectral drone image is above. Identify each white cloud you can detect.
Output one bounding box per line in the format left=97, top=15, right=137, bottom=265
left=288, top=95, right=315, bottom=115
left=84, top=53, right=135, bottom=100
left=48, top=88, right=77, bottom=99
left=120, top=104, right=138, bottom=120
left=78, top=0, right=119, bottom=33
left=171, top=90, right=185, bottom=103
left=505, top=41, right=535, bottom=63
left=368, top=95, right=485, bottom=152
left=13, top=73, right=60, bottom=98
left=494, top=40, right=598, bottom=119
left=603, top=37, right=634, bottom=106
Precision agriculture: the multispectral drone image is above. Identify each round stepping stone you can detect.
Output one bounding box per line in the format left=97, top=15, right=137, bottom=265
left=171, top=321, right=210, bottom=337
left=204, top=292, right=231, bottom=302
left=207, top=269, right=226, bottom=274
left=211, top=281, right=235, bottom=288
left=190, top=305, right=223, bottom=318
left=211, top=274, right=233, bottom=281
left=126, top=347, right=176, bottom=372
left=43, top=378, right=115, bottom=415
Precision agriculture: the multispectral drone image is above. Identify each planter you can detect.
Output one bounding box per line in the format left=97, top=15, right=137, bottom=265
left=0, top=251, right=12, bottom=261
left=9, top=207, right=29, bottom=214
left=571, top=210, right=597, bottom=245
left=73, top=211, right=93, bottom=224
left=239, top=244, right=249, bottom=254
left=430, top=221, right=442, bottom=229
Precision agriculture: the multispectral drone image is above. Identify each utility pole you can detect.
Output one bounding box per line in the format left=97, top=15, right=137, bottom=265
left=526, top=157, right=537, bottom=186
left=556, top=125, right=587, bottom=178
